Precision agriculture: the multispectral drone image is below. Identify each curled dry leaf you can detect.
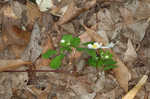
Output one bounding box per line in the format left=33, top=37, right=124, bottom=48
left=58, top=0, right=96, bottom=25
left=82, top=25, right=131, bottom=92
left=122, top=75, right=148, bottom=99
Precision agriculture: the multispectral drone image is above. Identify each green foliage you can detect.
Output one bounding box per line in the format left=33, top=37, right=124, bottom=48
left=87, top=49, right=117, bottom=70
left=42, top=49, right=57, bottom=59
left=50, top=54, right=64, bottom=69
left=42, top=34, right=117, bottom=71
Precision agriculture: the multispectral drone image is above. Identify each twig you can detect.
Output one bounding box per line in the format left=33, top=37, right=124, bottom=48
left=2, top=69, right=71, bottom=73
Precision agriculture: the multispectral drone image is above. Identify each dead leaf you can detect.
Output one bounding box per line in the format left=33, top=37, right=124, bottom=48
left=95, top=89, right=115, bottom=99
left=3, top=5, right=18, bottom=19
left=123, top=39, right=137, bottom=63
left=11, top=1, right=26, bottom=19
left=27, top=84, right=51, bottom=99
left=79, top=33, right=92, bottom=43
left=21, top=23, right=42, bottom=62
left=26, top=1, right=42, bottom=25
left=119, top=7, right=134, bottom=25
left=0, top=59, right=32, bottom=72
left=58, top=0, right=96, bottom=25
left=111, top=53, right=131, bottom=92
left=122, top=75, right=148, bottom=99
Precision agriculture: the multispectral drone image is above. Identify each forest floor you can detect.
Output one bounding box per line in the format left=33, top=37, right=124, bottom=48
left=0, top=0, right=150, bottom=99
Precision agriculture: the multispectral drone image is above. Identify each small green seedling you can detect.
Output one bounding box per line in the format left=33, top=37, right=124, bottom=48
left=42, top=34, right=117, bottom=70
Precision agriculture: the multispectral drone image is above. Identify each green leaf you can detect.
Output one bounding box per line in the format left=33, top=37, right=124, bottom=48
left=60, top=34, right=73, bottom=47
left=99, top=50, right=113, bottom=59
left=60, top=47, right=72, bottom=53
left=88, top=57, right=98, bottom=67
left=50, top=54, right=65, bottom=69
left=85, top=49, right=97, bottom=58
left=103, top=59, right=116, bottom=65
left=103, top=65, right=117, bottom=71
left=82, top=41, right=94, bottom=46
left=42, top=49, right=57, bottom=59
left=97, top=60, right=103, bottom=67
left=71, top=37, right=80, bottom=47
left=76, top=47, right=87, bottom=51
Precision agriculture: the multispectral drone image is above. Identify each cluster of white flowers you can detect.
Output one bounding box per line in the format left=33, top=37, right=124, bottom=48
left=88, top=42, right=115, bottom=49
left=61, top=39, right=115, bottom=50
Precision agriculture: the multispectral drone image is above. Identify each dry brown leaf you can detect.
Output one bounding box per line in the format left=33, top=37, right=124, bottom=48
left=82, top=25, right=131, bottom=92
left=1, top=22, right=31, bottom=57
left=123, top=39, right=137, bottom=63
left=0, top=59, right=32, bottom=72
left=11, top=1, right=26, bottom=19
left=26, top=1, right=42, bottom=25
left=58, top=0, right=96, bottom=25
left=119, top=7, right=134, bottom=25
left=122, top=75, right=148, bottom=99
left=3, top=5, right=18, bottom=19
left=28, top=85, right=51, bottom=99
left=111, top=53, right=131, bottom=92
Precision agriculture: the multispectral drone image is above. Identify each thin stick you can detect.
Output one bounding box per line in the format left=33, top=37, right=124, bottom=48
left=2, top=69, right=70, bottom=73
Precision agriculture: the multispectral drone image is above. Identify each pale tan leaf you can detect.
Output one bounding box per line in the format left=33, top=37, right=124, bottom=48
left=3, top=5, right=18, bottom=19
left=122, top=75, right=148, bottom=99
left=26, top=1, right=42, bottom=25
left=0, top=59, right=32, bottom=72
left=112, top=53, right=131, bottom=92
left=119, top=7, right=134, bottom=25
left=123, top=39, right=137, bottom=63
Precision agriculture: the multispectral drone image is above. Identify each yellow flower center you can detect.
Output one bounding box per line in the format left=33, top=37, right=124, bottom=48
left=93, top=44, right=98, bottom=48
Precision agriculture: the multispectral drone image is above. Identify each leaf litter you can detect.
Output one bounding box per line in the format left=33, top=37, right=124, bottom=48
left=0, top=0, right=150, bottom=99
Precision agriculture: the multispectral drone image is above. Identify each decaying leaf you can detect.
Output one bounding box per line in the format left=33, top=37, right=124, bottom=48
left=27, top=84, right=51, bottom=99
left=21, top=23, right=42, bottom=62
left=123, top=39, right=137, bottom=63
left=119, top=7, right=134, bottom=25
left=0, top=59, right=32, bottom=72
left=58, top=0, right=96, bottom=25
left=2, top=4, right=18, bottom=19
left=0, top=3, right=32, bottom=58
left=111, top=54, right=131, bottom=92
left=122, top=75, right=148, bottom=99
left=11, top=1, right=26, bottom=19
left=26, top=1, right=42, bottom=25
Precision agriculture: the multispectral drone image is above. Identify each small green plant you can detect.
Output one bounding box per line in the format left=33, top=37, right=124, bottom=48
left=42, top=34, right=117, bottom=70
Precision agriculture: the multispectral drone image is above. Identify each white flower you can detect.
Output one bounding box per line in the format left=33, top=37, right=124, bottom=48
left=88, top=42, right=102, bottom=49
left=88, top=44, right=93, bottom=49
left=101, top=42, right=115, bottom=48
left=61, top=39, right=65, bottom=43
